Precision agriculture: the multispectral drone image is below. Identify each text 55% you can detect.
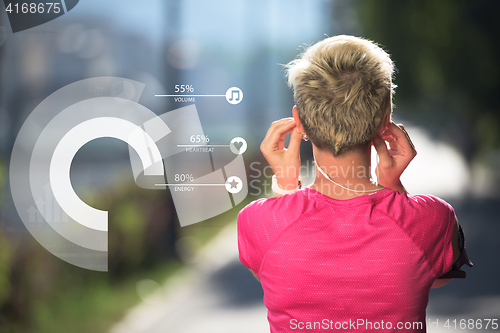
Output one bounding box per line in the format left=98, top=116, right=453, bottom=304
left=174, top=85, right=194, bottom=93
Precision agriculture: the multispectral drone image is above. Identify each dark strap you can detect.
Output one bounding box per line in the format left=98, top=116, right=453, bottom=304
left=438, top=269, right=466, bottom=279
left=437, top=224, right=473, bottom=279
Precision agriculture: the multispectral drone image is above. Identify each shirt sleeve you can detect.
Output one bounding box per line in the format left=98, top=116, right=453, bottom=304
left=405, top=195, right=456, bottom=278
left=237, top=199, right=267, bottom=274
left=237, top=202, right=253, bottom=272
left=237, top=195, right=300, bottom=275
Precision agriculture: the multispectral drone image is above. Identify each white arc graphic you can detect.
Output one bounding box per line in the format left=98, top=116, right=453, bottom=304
left=49, top=117, right=164, bottom=232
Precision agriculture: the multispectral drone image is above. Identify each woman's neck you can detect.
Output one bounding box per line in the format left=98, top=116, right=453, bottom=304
left=310, top=145, right=384, bottom=200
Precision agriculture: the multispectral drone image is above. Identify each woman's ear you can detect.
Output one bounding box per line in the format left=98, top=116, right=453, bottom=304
left=292, top=106, right=305, bottom=133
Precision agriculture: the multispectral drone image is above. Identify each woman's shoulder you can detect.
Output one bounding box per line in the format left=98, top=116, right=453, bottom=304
left=237, top=192, right=310, bottom=272
left=239, top=191, right=305, bottom=218
left=396, top=192, right=454, bottom=214
left=237, top=190, right=311, bottom=231
left=376, top=190, right=455, bottom=227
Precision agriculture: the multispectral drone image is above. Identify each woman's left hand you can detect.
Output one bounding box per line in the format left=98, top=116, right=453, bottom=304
left=260, top=118, right=302, bottom=190
left=372, top=121, right=417, bottom=192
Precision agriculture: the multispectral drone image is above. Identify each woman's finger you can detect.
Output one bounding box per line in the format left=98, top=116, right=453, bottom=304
left=261, top=119, right=296, bottom=153
left=261, top=119, right=293, bottom=149
left=392, top=123, right=416, bottom=156
left=397, top=125, right=416, bottom=154
left=286, top=125, right=302, bottom=158
left=262, top=118, right=294, bottom=144
left=386, top=122, right=414, bottom=152
left=372, top=135, right=392, bottom=167
left=267, top=120, right=296, bottom=146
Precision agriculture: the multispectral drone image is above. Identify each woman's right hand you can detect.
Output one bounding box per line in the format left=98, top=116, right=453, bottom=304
left=372, top=122, right=417, bottom=193
left=260, top=118, right=302, bottom=190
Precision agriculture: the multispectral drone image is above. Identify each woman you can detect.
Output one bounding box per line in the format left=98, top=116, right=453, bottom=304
left=237, top=36, right=471, bottom=332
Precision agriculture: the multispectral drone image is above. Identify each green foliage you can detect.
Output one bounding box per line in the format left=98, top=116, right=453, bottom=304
left=114, top=199, right=148, bottom=265
left=0, top=160, right=12, bottom=309
left=28, top=262, right=182, bottom=333
left=0, top=179, right=179, bottom=332
left=0, top=230, right=13, bottom=308
left=0, top=173, right=241, bottom=332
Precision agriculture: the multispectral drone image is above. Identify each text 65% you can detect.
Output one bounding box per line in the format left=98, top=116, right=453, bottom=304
left=190, top=135, right=209, bottom=143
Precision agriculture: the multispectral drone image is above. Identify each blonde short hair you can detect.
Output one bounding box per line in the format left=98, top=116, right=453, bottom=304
left=286, top=35, right=396, bottom=156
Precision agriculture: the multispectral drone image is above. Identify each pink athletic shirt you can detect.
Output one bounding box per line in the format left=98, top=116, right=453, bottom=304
left=238, top=187, right=455, bottom=332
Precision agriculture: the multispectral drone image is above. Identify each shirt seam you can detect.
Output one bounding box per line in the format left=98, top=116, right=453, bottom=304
left=304, top=187, right=393, bottom=207
left=441, top=208, right=454, bottom=275
left=372, top=206, right=441, bottom=278
left=237, top=213, right=251, bottom=270
left=257, top=200, right=323, bottom=276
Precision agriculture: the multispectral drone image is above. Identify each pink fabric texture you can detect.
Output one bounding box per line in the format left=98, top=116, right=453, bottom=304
left=238, top=187, right=455, bottom=332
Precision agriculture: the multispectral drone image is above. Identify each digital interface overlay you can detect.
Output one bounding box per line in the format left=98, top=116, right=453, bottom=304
left=9, top=77, right=248, bottom=271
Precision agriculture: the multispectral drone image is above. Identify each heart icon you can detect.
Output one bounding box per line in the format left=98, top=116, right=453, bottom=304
left=233, top=141, right=243, bottom=151
left=229, top=137, right=247, bottom=155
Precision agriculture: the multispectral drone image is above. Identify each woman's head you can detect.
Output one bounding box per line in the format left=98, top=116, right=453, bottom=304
left=286, top=35, right=396, bottom=156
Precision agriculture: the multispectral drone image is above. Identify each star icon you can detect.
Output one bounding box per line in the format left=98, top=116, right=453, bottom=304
left=225, top=176, right=243, bottom=194
left=229, top=179, right=239, bottom=189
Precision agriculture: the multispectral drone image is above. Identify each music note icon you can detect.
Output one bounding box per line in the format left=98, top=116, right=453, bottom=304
left=229, top=90, right=239, bottom=102
left=225, top=87, right=243, bottom=105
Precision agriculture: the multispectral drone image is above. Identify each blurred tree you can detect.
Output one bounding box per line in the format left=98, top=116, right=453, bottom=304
left=355, top=0, right=500, bottom=161
left=0, top=181, right=179, bottom=332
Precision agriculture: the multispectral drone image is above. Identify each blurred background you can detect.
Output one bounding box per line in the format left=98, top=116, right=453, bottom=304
left=0, top=0, right=499, bottom=332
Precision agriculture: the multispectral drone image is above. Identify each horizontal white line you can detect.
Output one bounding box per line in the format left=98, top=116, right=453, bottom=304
left=154, top=95, right=225, bottom=97
left=177, top=144, right=230, bottom=147
left=155, top=184, right=226, bottom=187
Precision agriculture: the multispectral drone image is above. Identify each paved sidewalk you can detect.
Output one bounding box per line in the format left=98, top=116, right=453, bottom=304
left=110, top=222, right=269, bottom=333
